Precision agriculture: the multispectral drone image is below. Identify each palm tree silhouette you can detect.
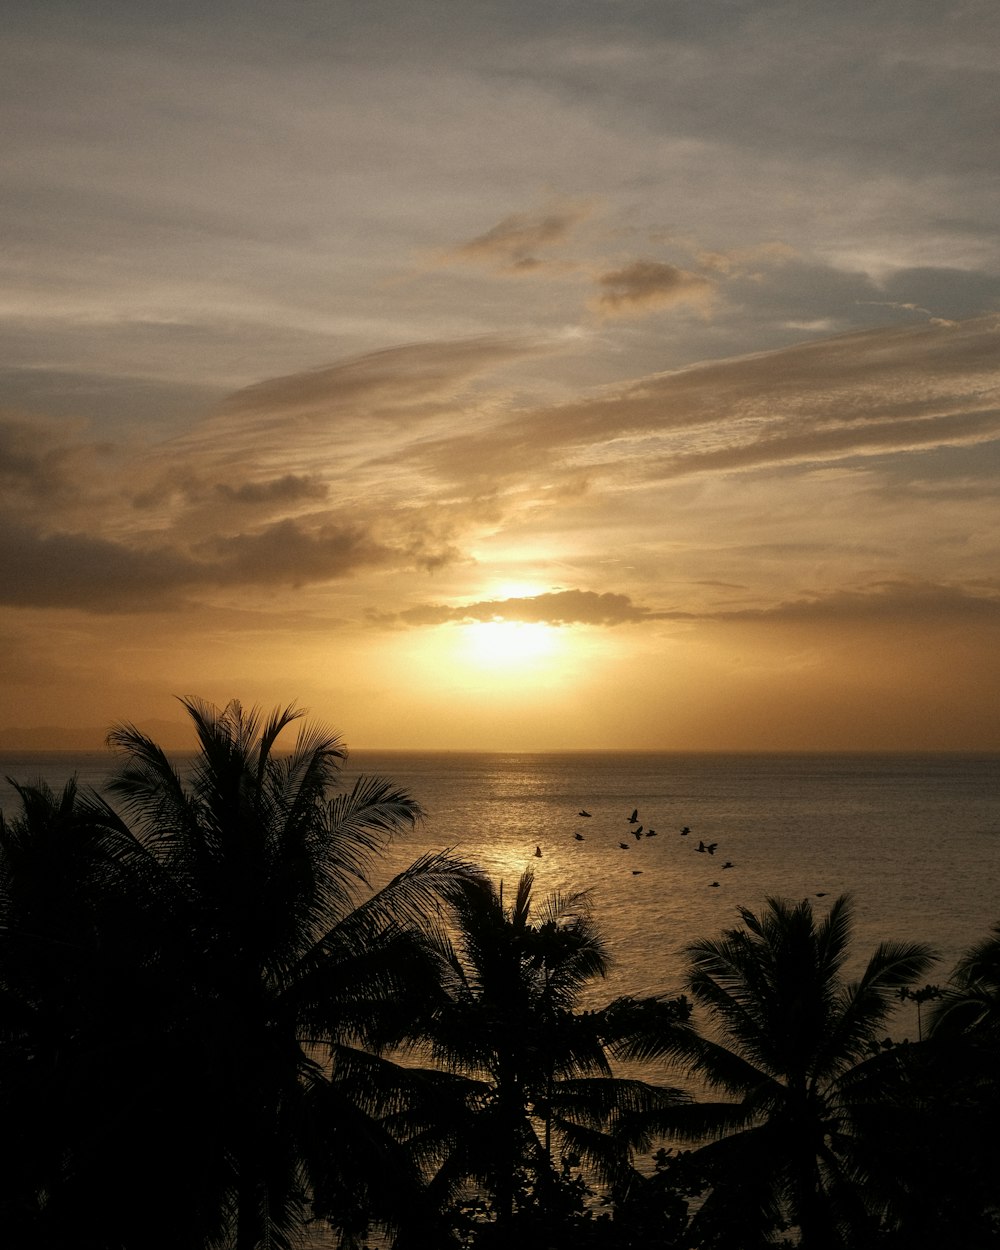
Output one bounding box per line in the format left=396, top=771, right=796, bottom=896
left=928, top=920, right=1000, bottom=1040
left=620, top=894, right=936, bottom=1249
left=894, top=923, right=1000, bottom=1248
left=0, top=697, right=483, bottom=1250
left=0, top=773, right=206, bottom=1246
left=417, top=869, right=687, bottom=1240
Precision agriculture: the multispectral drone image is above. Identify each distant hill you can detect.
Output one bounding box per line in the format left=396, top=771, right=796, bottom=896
left=0, top=720, right=194, bottom=751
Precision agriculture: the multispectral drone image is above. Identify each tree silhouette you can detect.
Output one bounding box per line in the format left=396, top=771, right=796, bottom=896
left=1, top=698, right=484, bottom=1249
left=416, top=869, right=688, bottom=1246
left=894, top=922, right=1000, bottom=1247
left=618, top=894, right=937, bottom=1249
left=0, top=774, right=191, bottom=1246
left=928, top=920, right=1000, bottom=1041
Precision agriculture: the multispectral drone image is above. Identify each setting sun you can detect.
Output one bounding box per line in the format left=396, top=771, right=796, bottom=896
left=3, top=2, right=998, bottom=757
left=459, top=620, right=561, bottom=668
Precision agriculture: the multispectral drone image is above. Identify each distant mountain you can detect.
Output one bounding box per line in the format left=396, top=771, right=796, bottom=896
left=0, top=719, right=194, bottom=751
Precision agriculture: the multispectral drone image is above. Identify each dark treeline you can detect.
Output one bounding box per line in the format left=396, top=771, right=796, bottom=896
left=0, top=699, right=998, bottom=1249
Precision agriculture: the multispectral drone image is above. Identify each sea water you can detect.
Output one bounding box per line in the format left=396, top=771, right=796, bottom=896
left=2, top=749, right=997, bottom=1013
left=2, top=748, right=998, bottom=1241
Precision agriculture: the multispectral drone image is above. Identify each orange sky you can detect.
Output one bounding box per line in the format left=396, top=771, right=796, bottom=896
left=2, top=3, right=999, bottom=751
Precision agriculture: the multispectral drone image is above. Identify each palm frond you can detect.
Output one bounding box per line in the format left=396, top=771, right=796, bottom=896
left=823, top=940, right=938, bottom=1070
left=511, top=869, right=534, bottom=928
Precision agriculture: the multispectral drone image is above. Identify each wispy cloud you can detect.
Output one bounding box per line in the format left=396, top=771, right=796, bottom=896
left=4, top=0, right=1000, bottom=745
left=442, top=203, right=592, bottom=274
left=4, top=318, right=996, bottom=620
left=395, top=317, right=1000, bottom=496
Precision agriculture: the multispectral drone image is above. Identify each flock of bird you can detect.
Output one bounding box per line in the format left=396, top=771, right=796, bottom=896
left=533, top=805, right=737, bottom=887
left=531, top=804, right=831, bottom=900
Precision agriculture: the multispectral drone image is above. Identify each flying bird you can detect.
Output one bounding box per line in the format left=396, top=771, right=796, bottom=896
left=632, top=870, right=643, bottom=875
left=633, top=826, right=643, bottom=840
left=722, top=861, right=734, bottom=869
left=706, top=842, right=718, bottom=855
left=574, top=832, right=585, bottom=841
left=628, top=809, right=639, bottom=823
left=579, top=810, right=592, bottom=817
left=680, top=826, right=690, bottom=835
left=645, top=828, right=657, bottom=837
left=619, top=842, right=630, bottom=850
left=534, top=846, right=542, bottom=858
left=696, top=841, right=707, bottom=853
left=709, top=881, right=720, bottom=887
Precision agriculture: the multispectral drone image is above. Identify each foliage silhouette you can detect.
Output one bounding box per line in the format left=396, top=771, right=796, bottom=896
left=928, top=920, right=1000, bottom=1041
left=0, top=775, right=195, bottom=1246
left=616, top=893, right=938, bottom=1249
left=5, top=732, right=1000, bottom=1249
left=413, top=869, right=689, bottom=1245
left=0, top=698, right=484, bottom=1249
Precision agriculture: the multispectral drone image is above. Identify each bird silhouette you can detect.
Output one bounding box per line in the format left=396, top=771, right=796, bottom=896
left=578, top=810, right=591, bottom=817
left=534, top=846, right=542, bottom=858
left=722, top=861, right=734, bottom=869
left=628, top=809, right=639, bottom=823
left=709, top=881, right=720, bottom=887
left=680, top=826, right=690, bottom=835
left=574, top=832, right=585, bottom=841
left=632, top=870, right=643, bottom=875
left=696, top=841, right=707, bottom=853
left=618, top=842, right=630, bottom=850
left=815, top=891, right=828, bottom=897
left=706, top=842, right=718, bottom=855
left=633, top=826, right=643, bottom=840
left=645, top=828, right=657, bottom=837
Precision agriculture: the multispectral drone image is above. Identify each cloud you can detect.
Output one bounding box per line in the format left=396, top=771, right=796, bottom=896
left=214, top=336, right=543, bottom=427
left=375, top=588, right=668, bottom=628
left=0, top=516, right=403, bottom=613
left=397, top=317, right=1000, bottom=497
left=0, top=415, right=110, bottom=508
left=714, top=580, right=1000, bottom=627
left=193, top=518, right=400, bottom=587
left=4, top=318, right=997, bottom=620
left=696, top=242, right=799, bottom=276
left=590, top=260, right=715, bottom=318
left=373, top=580, right=1000, bottom=635
left=443, top=203, right=591, bottom=274
left=650, top=408, right=1000, bottom=481
left=0, top=522, right=200, bottom=611
left=212, top=475, right=329, bottom=507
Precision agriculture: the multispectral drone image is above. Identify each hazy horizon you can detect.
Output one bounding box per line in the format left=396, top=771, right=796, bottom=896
left=1, top=730, right=995, bottom=758
left=3, top=2, right=999, bottom=753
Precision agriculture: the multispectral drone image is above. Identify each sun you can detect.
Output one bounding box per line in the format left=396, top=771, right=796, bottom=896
left=459, top=620, right=561, bottom=669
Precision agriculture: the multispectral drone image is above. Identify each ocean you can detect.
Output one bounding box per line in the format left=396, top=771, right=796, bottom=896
left=2, top=745, right=998, bottom=1247
left=2, top=749, right=997, bottom=1033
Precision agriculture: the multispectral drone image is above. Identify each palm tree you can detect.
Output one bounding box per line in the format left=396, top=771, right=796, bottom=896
left=618, top=894, right=937, bottom=1249
left=903, top=922, right=1000, bottom=1247
left=927, top=920, right=1000, bottom=1040
left=416, top=869, right=688, bottom=1245
left=2, top=698, right=484, bottom=1249
left=0, top=774, right=187, bottom=1246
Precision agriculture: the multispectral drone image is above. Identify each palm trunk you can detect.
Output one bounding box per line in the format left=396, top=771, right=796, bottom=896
left=495, top=1060, right=520, bottom=1235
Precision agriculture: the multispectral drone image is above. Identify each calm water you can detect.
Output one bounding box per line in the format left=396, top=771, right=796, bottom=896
left=3, top=750, right=998, bottom=1026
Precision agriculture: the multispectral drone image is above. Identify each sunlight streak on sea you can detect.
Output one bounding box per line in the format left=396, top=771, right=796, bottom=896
left=3, top=750, right=998, bottom=1059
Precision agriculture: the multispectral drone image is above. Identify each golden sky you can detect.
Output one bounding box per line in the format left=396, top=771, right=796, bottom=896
left=2, top=2, right=999, bottom=750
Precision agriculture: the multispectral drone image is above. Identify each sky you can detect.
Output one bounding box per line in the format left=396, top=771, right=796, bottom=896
left=2, top=0, right=999, bottom=752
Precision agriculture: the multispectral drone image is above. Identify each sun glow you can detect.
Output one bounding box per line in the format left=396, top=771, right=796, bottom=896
left=459, top=620, right=561, bottom=668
